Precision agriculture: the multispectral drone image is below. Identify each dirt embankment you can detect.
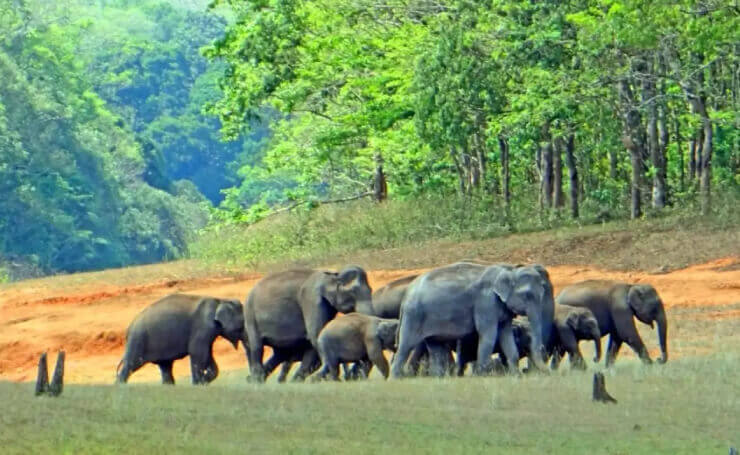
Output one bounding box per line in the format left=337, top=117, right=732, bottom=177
left=0, top=258, right=738, bottom=384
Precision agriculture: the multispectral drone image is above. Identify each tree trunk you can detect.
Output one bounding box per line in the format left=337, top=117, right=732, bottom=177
left=498, top=136, right=511, bottom=208
left=675, top=116, right=684, bottom=191
left=697, top=102, right=713, bottom=214
left=653, top=94, right=668, bottom=208
left=540, top=124, right=553, bottom=209
left=553, top=138, right=564, bottom=209
left=695, top=128, right=704, bottom=181
left=473, top=115, right=487, bottom=191
left=689, top=137, right=696, bottom=180
left=563, top=134, right=579, bottom=218
left=450, top=146, right=466, bottom=195
left=372, top=152, right=387, bottom=202
left=643, top=66, right=660, bottom=209
left=618, top=77, right=645, bottom=219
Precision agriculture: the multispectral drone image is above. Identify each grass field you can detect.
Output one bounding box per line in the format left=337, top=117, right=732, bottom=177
left=2, top=353, right=739, bottom=454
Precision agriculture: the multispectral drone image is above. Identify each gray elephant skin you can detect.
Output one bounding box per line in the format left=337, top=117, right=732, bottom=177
left=365, top=274, right=419, bottom=318
left=549, top=304, right=602, bottom=369
left=391, top=262, right=555, bottom=378
left=116, top=294, right=244, bottom=385
left=457, top=304, right=600, bottom=374
left=556, top=280, right=667, bottom=365
left=243, top=266, right=373, bottom=382
left=312, top=313, right=398, bottom=380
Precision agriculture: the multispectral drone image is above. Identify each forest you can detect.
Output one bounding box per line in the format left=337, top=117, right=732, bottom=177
left=1, top=0, right=738, bottom=279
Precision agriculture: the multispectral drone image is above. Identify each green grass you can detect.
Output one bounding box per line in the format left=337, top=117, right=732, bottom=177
left=190, top=191, right=740, bottom=273
left=2, top=354, right=739, bottom=454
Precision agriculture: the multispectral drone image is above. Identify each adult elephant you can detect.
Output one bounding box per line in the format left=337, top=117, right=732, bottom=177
left=243, top=266, right=373, bottom=382
left=116, top=294, right=244, bottom=385
left=391, top=262, right=554, bottom=378
left=556, top=280, right=667, bottom=366
left=366, top=274, right=419, bottom=318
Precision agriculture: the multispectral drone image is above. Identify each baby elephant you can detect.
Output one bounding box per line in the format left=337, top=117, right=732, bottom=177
left=312, top=313, right=398, bottom=381
left=116, top=294, right=244, bottom=385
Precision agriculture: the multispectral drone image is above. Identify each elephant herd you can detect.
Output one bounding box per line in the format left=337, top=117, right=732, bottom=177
left=115, top=262, right=668, bottom=385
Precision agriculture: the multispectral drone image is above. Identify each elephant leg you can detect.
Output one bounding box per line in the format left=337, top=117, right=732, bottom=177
left=156, top=360, right=175, bottom=385
left=455, top=335, right=477, bottom=377
left=390, top=325, right=423, bottom=379
left=406, top=343, right=428, bottom=376
left=117, top=356, right=145, bottom=384
left=292, top=348, right=320, bottom=382
left=361, top=358, right=373, bottom=378
left=550, top=348, right=564, bottom=370
left=445, top=347, right=455, bottom=376
left=558, top=328, right=586, bottom=370
left=605, top=335, right=623, bottom=367
left=342, top=363, right=353, bottom=380
left=368, top=345, right=390, bottom=379
left=498, top=323, right=521, bottom=375
left=246, top=342, right=266, bottom=382
left=264, top=347, right=294, bottom=382
left=613, top=310, right=652, bottom=364
left=277, top=361, right=293, bottom=383
left=473, top=324, right=499, bottom=376
left=346, top=359, right=372, bottom=380
left=424, top=341, right=450, bottom=377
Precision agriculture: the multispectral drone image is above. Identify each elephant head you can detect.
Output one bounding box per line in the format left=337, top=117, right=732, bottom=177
left=487, top=264, right=555, bottom=370
left=566, top=307, right=602, bottom=362
left=324, top=266, right=373, bottom=314
left=376, top=319, right=399, bottom=351
left=214, top=299, right=244, bottom=349
left=628, top=284, right=668, bottom=363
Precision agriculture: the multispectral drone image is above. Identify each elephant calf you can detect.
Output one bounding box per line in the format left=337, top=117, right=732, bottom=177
left=312, top=313, right=398, bottom=380
left=549, top=304, right=602, bottom=370
left=116, top=294, right=244, bottom=385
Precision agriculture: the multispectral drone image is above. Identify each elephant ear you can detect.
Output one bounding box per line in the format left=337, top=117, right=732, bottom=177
left=377, top=320, right=399, bottom=349
left=321, top=272, right=341, bottom=306
left=214, top=300, right=244, bottom=335
left=338, top=267, right=359, bottom=285
left=627, top=284, right=658, bottom=325
left=565, top=310, right=580, bottom=331
left=492, top=268, right=515, bottom=302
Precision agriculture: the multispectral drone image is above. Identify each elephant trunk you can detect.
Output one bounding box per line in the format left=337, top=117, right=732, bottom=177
left=525, top=311, right=548, bottom=371
left=656, top=306, right=668, bottom=364
left=591, top=326, right=602, bottom=363
left=527, top=287, right=554, bottom=371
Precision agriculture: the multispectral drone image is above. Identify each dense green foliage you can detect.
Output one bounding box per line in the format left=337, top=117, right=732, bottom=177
left=207, top=0, right=738, bottom=224
left=0, top=0, right=250, bottom=278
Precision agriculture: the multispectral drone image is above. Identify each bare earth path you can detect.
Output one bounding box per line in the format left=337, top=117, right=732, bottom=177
left=1, top=258, right=738, bottom=384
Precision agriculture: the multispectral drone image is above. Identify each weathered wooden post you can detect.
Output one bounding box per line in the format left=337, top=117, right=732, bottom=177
left=372, top=152, right=387, bottom=203
left=48, top=350, right=65, bottom=397
left=34, top=352, right=49, bottom=396
left=592, top=372, right=617, bottom=404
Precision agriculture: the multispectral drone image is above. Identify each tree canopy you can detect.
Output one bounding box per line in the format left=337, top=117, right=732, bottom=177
left=208, top=0, right=738, bottom=222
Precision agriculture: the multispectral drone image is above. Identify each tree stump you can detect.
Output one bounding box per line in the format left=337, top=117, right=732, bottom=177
left=592, top=372, right=617, bottom=404
left=34, top=352, right=49, bottom=396
left=48, top=350, right=65, bottom=397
